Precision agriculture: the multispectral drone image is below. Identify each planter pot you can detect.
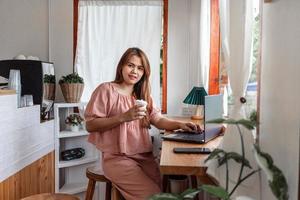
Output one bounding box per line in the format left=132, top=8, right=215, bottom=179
left=43, top=83, right=56, bottom=100
left=70, top=124, right=80, bottom=132
left=60, top=83, right=84, bottom=103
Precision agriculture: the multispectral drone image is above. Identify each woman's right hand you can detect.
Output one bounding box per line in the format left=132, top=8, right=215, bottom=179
left=120, top=105, right=147, bottom=122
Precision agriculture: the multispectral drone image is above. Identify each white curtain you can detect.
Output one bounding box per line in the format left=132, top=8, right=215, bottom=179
left=199, top=0, right=210, bottom=90
left=75, top=0, right=162, bottom=105
left=207, top=0, right=259, bottom=199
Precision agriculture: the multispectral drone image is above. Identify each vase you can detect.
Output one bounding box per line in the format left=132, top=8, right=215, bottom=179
left=70, top=124, right=80, bottom=132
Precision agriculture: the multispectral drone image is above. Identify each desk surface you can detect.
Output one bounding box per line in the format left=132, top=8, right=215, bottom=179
left=159, top=116, right=223, bottom=176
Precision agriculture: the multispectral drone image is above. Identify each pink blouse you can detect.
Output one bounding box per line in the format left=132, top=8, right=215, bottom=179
left=84, top=82, right=161, bottom=155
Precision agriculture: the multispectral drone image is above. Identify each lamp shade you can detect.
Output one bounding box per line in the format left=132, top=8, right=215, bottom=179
left=183, top=87, right=207, bottom=105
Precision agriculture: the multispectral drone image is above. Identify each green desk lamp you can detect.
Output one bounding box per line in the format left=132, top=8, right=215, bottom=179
left=183, top=87, right=207, bottom=120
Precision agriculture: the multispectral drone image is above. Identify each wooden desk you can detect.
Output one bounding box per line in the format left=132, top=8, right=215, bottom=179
left=159, top=117, right=222, bottom=183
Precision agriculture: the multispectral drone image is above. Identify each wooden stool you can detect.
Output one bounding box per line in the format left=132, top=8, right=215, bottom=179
left=21, top=193, right=79, bottom=200
left=85, top=166, right=123, bottom=200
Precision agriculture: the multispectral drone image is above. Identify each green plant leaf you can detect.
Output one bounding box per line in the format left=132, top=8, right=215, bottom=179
left=205, top=148, right=225, bottom=163
left=180, top=188, right=201, bottom=198
left=43, top=74, right=56, bottom=83
left=236, top=119, right=256, bottom=130
left=200, top=185, right=230, bottom=199
left=253, top=144, right=289, bottom=200
left=148, top=193, right=182, bottom=200
left=207, top=118, right=256, bottom=130
left=207, top=118, right=238, bottom=125
left=218, top=152, right=252, bottom=169
left=59, top=73, right=84, bottom=84
left=206, top=118, right=226, bottom=124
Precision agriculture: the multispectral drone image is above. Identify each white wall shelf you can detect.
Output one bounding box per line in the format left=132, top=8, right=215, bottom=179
left=59, top=156, right=98, bottom=168
left=54, top=102, right=100, bottom=200
left=59, top=130, right=89, bottom=138
left=59, top=182, right=87, bottom=194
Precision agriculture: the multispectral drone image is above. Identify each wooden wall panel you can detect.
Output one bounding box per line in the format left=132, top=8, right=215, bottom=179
left=209, top=0, right=220, bottom=95
left=0, top=151, right=55, bottom=200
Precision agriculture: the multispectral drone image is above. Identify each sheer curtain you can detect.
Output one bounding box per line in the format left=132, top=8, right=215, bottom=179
left=207, top=0, right=259, bottom=198
left=74, top=0, right=162, bottom=105
left=199, top=0, right=210, bottom=90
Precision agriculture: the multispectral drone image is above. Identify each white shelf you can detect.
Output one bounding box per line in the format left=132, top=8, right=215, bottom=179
left=55, top=102, right=88, bottom=108
left=59, top=156, right=98, bottom=168
left=59, top=182, right=87, bottom=194
left=59, top=130, right=89, bottom=138
left=54, top=102, right=99, bottom=197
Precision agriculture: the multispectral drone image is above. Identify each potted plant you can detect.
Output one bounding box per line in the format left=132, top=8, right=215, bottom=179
left=43, top=74, right=56, bottom=100
left=59, top=73, right=84, bottom=103
left=150, top=111, right=289, bottom=200
left=65, top=113, right=84, bottom=132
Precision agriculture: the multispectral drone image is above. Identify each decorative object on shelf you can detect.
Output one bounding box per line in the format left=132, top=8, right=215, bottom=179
left=183, top=86, right=207, bottom=120
left=41, top=100, right=54, bottom=120
left=65, top=113, right=84, bottom=132
left=13, top=54, right=26, bottom=60
left=59, top=73, right=84, bottom=103
left=0, top=75, right=8, bottom=89
left=8, top=69, right=22, bottom=107
left=61, top=148, right=85, bottom=161
left=43, top=74, right=56, bottom=101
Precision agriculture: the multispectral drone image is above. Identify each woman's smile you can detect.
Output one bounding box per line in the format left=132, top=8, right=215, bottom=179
left=122, top=55, right=144, bottom=85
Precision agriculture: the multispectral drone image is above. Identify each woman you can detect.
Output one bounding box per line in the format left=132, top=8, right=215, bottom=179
left=85, top=47, right=200, bottom=200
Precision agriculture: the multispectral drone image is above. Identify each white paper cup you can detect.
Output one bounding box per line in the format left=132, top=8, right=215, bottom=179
left=135, top=99, right=147, bottom=109
left=135, top=100, right=147, bottom=117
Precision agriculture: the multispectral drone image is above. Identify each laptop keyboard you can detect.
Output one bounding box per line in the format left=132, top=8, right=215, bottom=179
left=175, top=130, right=204, bottom=134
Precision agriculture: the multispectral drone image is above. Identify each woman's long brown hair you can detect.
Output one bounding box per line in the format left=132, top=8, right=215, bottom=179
left=113, top=47, right=152, bottom=128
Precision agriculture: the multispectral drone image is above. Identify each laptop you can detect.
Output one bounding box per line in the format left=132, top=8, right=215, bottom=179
left=162, top=94, right=224, bottom=144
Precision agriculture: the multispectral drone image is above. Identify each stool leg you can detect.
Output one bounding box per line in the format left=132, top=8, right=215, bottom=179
left=162, top=175, right=169, bottom=192
left=111, top=185, right=122, bottom=200
left=105, top=182, right=112, bottom=200
left=191, top=175, right=198, bottom=188
left=85, top=179, right=96, bottom=200
left=191, top=176, right=201, bottom=200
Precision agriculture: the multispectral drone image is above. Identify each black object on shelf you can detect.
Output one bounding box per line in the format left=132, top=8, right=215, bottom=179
left=61, top=148, right=85, bottom=161
left=0, top=60, right=43, bottom=105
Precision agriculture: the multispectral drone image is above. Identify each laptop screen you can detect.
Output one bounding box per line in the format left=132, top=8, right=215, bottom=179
left=204, top=94, right=224, bottom=142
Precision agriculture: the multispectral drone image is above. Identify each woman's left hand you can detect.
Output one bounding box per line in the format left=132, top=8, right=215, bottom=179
left=178, top=122, right=201, bottom=132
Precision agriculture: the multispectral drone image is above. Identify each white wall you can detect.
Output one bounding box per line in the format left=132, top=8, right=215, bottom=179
left=260, top=0, right=300, bottom=199
left=0, top=0, right=74, bottom=101
left=0, top=0, right=49, bottom=61
left=49, top=0, right=74, bottom=101
left=167, top=0, right=202, bottom=115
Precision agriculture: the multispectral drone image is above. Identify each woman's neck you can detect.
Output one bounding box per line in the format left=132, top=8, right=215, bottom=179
left=116, top=82, right=134, bottom=96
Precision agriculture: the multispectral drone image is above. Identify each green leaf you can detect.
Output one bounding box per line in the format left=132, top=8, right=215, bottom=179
left=206, top=118, right=226, bottom=124
left=43, top=74, right=56, bottom=83
left=205, top=148, right=225, bottom=163
left=181, top=188, right=201, bottom=198
left=200, top=185, right=230, bottom=199
left=236, top=119, right=256, bottom=130
left=207, top=118, right=256, bottom=130
left=59, top=73, right=84, bottom=84
left=253, top=144, right=289, bottom=200
left=148, top=193, right=182, bottom=200
left=218, top=152, right=252, bottom=169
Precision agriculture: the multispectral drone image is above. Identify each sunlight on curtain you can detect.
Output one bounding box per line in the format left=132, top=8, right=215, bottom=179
left=75, top=0, right=162, bottom=105
left=199, top=0, right=210, bottom=90
left=207, top=0, right=260, bottom=199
